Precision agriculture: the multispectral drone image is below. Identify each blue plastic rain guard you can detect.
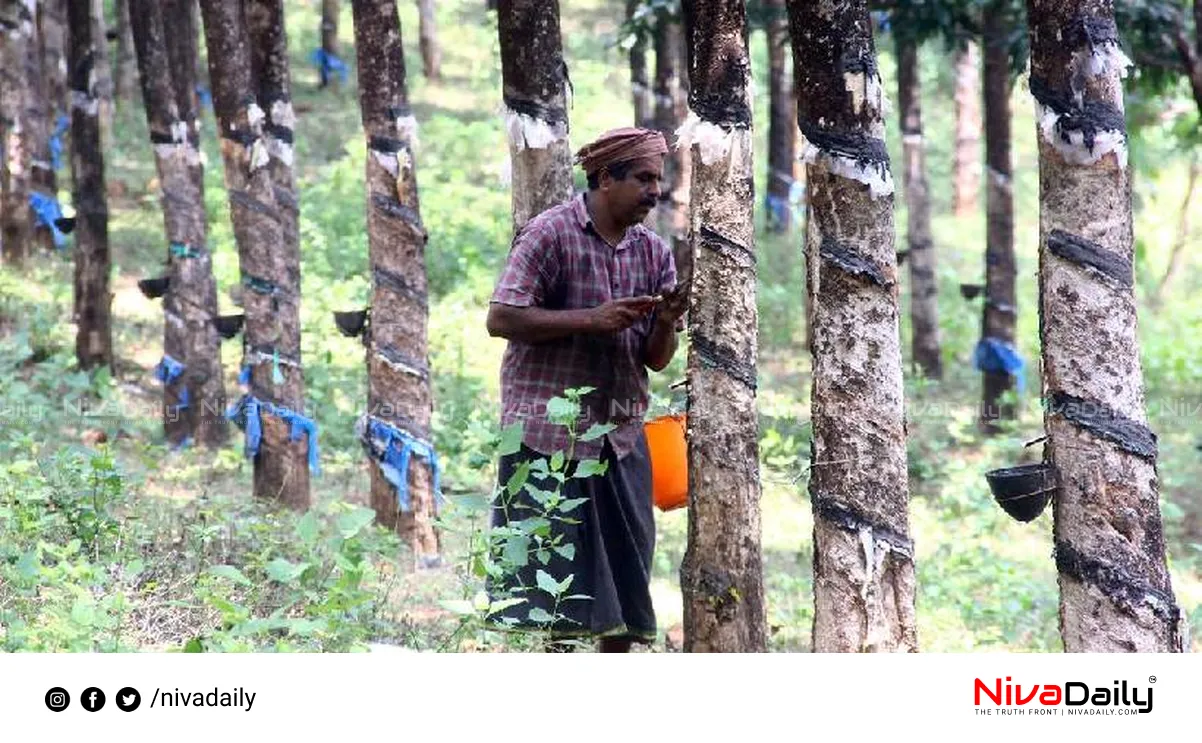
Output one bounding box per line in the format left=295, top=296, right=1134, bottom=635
left=362, top=417, right=444, bottom=513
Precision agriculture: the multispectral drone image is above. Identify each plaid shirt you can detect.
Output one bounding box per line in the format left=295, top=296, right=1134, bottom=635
left=491, top=193, right=678, bottom=459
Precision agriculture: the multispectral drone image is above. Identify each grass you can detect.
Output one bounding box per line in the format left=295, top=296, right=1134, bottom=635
left=1, top=0, right=1199, bottom=652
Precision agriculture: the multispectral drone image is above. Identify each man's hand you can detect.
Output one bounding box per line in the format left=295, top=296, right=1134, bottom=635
left=655, top=283, right=689, bottom=328
left=590, top=296, right=657, bottom=333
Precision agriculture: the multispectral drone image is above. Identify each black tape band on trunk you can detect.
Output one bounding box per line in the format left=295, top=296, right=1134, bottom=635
left=690, top=92, right=751, bottom=129
left=820, top=237, right=890, bottom=288
left=502, top=95, right=567, bottom=127
left=1055, top=540, right=1179, bottom=622
left=1047, top=391, right=1157, bottom=461
left=812, top=496, right=914, bottom=557
left=375, top=344, right=430, bottom=380
left=691, top=333, right=757, bottom=391
left=221, top=129, right=258, bottom=148
left=265, top=124, right=293, bottom=144
left=1029, top=76, right=1126, bottom=151
left=1047, top=229, right=1133, bottom=287
left=370, top=194, right=427, bottom=240
left=387, top=105, right=413, bottom=120
left=799, top=122, right=889, bottom=166
left=229, top=190, right=280, bottom=222
left=698, top=224, right=755, bottom=265
left=149, top=130, right=179, bottom=145
left=369, top=135, right=407, bottom=153
left=372, top=265, right=428, bottom=308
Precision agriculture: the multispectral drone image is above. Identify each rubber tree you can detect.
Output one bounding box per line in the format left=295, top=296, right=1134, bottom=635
left=114, top=0, right=139, bottom=102
left=497, top=0, right=573, bottom=230
left=652, top=6, right=690, bottom=256
left=894, top=18, right=942, bottom=379
left=953, top=41, right=982, bottom=217
left=68, top=0, right=114, bottom=370
left=351, top=0, right=440, bottom=566
left=788, top=0, right=917, bottom=652
left=765, top=0, right=795, bottom=233
left=199, top=0, right=312, bottom=510
left=320, top=0, right=340, bottom=88
left=626, top=0, right=652, bottom=128
left=1028, top=0, right=1183, bottom=652
left=678, top=0, right=766, bottom=653
left=416, top=0, right=441, bottom=81
left=2, top=0, right=34, bottom=266
left=130, top=0, right=227, bottom=448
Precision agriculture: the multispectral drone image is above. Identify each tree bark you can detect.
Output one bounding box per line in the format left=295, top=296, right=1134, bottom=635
left=68, top=0, right=114, bottom=370
left=765, top=0, right=794, bottom=233
left=979, top=2, right=1017, bottom=431
left=40, top=0, right=68, bottom=115
left=200, top=0, right=311, bottom=510
left=320, top=0, right=339, bottom=88
left=652, top=14, right=689, bottom=262
left=897, top=37, right=941, bottom=380
left=678, top=0, right=765, bottom=653
left=789, top=0, right=917, bottom=653
left=952, top=41, right=982, bottom=217
left=416, top=0, right=440, bottom=81
left=497, top=0, right=572, bottom=230
left=1, top=0, right=34, bottom=266
left=1028, top=0, right=1183, bottom=653
left=350, top=0, right=439, bottom=565
left=114, top=0, right=139, bottom=102
left=130, top=0, right=227, bottom=448
left=89, top=0, right=113, bottom=128
left=626, top=0, right=652, bottom=128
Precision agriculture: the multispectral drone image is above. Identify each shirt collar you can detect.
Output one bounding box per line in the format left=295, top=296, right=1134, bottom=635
left=574, top=192, right=631, bottom=252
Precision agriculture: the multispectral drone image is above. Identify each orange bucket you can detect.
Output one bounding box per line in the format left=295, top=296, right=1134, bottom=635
left=644, top=414, right=688, bottom=512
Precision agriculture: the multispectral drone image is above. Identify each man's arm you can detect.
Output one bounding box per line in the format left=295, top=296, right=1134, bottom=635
left=487, top=297, right=658, bottom=344
left=643, top=283, right=687, bottom=372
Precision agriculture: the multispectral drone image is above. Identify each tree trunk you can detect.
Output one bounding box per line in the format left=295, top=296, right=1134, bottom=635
left=28, top=0, right=59, bottom=254
left=1029, top=0, right=1183, bottom=653
left=765, top=0, right=794, bottom=233
left=416, top=0, right=440, bottom=81
left=952, top=41, right=982, bottom=217
left=67, top=0, right=114, bottom=370
left=789, top=0, right=917, bottom=653
left=200, top=0, right=311, bottom=510
left=40, top=0, right=68, bottom=114
left=130, top=0, right=227, bottom=448
left=897, top=37, right=941, bottom=380
left=1153, top=155, right=1198, bottom=304
left=320, top=0, right=339, bottom=88
left=678, top=0, right=765, bottom=653
left=1, top=0, right=34, bottom=266
left=497, top=0, right=572, bottom=231
left=351, top=0, right=439, bottom=566
left=652, top=15, right=689, bottom=262
left=114, top=0, right=139, bottom=102
left=626, top=0, right=651, bottom=128
left=90, top=0, right=113, bottom=128
left=979, top=2, right=1017, bottom=431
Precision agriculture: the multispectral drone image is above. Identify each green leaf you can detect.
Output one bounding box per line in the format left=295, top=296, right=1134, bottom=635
left=207, top=564, right=253, bottom=587
left=296, top=511, right=320, bottom=545
left=16, top=549, right=39, bottom=579
left=337, top=508, right=376, bottom=539
left=527, top=607, right=555, bottom=624
left=557, top=574, right=574, bottom=594
left=550, top=450, right=565, bottom=472
left=573, top=459, right=608, bottom=479
left=70, top=597, right=96, bottom=627
left=124, top=558, right=145, bottom=579
left=536, top=569, right=561, bottom=596
left=523, top=485, right=556, bottom=507
left=506, top=461, right=531, bottom=497
left=556, top=497, right=590, bottom=514
left=265, top=558, right=309, bottom=584
left=439, top=600, right=477, bottom=616
left=578, top=422, right=616, bottom=442
left=502, top=535, right=530, bottom=567
left=497, top=423, right=524, bottom=456
left=183, top=637, right=205, bottom=653
left=545, top=396, right=580, bottom=426
left=553, top=543, right=576, bottom=561
left=535, top=549, right=550, bottom=565
left=487, top=597, right=527, bottom=616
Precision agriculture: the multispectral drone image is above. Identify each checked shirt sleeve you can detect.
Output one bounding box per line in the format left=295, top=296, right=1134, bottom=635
left=491, top=224, right=559, bottom=308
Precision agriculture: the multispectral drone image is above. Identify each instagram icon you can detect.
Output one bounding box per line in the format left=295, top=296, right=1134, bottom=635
left=44, top=687, right=70, bottom=712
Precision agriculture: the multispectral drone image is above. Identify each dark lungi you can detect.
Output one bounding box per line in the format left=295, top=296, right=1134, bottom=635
left=488, top=433, right=657, bottom=642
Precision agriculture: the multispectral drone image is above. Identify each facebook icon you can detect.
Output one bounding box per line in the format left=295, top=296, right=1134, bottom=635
left=81, top=687, right=106, bottom=712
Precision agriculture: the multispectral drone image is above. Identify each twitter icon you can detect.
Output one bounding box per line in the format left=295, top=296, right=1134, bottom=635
left=116, top=687, right=141, bottom=712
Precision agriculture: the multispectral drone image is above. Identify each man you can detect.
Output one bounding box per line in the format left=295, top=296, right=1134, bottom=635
left=486, top=127, right=687, bottom=652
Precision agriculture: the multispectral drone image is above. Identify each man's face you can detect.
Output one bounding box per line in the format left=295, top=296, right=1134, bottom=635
left=600, top=156, right=664, bottom=227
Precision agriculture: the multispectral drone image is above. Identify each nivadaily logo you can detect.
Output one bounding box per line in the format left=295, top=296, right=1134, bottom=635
left=974, top=677, right=1154, bottom=715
